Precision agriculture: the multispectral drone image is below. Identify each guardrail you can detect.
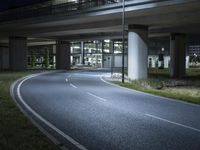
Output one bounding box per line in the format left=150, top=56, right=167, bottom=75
left=0, top=0, right=193, bottom=22
left=0, top=0, right=120, bottom=22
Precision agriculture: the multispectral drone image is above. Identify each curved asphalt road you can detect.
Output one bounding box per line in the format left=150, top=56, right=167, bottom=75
left=11, top=70, right=200, bottom=150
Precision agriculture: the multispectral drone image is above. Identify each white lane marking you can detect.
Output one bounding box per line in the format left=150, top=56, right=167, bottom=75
left=87, top=92, right=107, bottom=102
left=70, top=83, right=77, bottom=89
left=73, top=73, right=104, bottom=77
left=146, top=114, right=200, bottom=133
left=11, top=79, right=69, bottom=150
left=17, top=75, right=88, bottom=150
left=65, top=78, right=68, bottom=82
left=100, top=75, right=113, bottom=86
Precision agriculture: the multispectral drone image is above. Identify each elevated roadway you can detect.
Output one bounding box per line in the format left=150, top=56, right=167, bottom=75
left=1, top=0, right=200, bottom=78
left=0, top=0, right=200, bottom=41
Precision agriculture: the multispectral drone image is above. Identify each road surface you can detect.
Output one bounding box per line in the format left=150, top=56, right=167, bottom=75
left=11, top=70, right=200, bottom=150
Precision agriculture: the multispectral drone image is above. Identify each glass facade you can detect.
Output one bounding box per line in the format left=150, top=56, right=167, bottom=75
left=71, top=40, right=128, bottom=69
left=27, top=39, right=128, bottom=69
left=103, top=40, right=112, bottom=54
left=71, top=42, right=81, bottom=54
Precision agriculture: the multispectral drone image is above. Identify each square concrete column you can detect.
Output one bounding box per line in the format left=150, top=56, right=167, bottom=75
left=170, top=34, right=186, bottom=78
left=80, top=41, right=85, bottom=65
left=56, top=41, right=70, bottom=70
left=0, top=46, right=9, bottom=70
left=128, top=25, right=148, bottom=80
left=0, top=47, right=2, bottom=70
left=111, top=40, right=115, bottom=71
left=101, top=40, right=104, bottom=68
left=0, top=47, right=3, bottom=70
left=110, top=40, right=114, bottom=54
left=9, top=37, right=27, bottom=71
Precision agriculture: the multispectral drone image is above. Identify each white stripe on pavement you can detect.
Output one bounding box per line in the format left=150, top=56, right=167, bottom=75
left=17, top=74, right=88, bottom=150
left=70, top=83, right=77, bottom=89
left=87, top=92, right=107, bottom=102
left=146, top=114, right=200, bottom=133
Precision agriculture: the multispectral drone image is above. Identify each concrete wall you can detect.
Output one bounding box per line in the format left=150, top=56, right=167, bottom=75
left=114, top=55, right=128, bottom=68
left=103, top=54, right=128, bottom=68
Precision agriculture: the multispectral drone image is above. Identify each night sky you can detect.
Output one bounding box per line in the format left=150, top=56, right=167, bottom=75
left=0, top=0, right=48, bottom=11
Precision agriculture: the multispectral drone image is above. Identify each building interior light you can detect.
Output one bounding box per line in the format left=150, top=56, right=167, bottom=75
left=104, top=39, right=110, bottom=43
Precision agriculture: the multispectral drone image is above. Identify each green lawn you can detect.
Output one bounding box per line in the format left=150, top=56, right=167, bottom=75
left=0, top=71, right=58, bottom=150
left=113, top=68, right=200, bottom=104
left=148, top=68, right=200, bottom=77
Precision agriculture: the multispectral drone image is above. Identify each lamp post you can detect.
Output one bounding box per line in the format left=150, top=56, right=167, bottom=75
left=122, top=0, right=125, bottom=83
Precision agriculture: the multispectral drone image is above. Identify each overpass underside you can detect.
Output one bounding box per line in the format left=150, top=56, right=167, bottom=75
left=0, top=0, right=200, bottom=79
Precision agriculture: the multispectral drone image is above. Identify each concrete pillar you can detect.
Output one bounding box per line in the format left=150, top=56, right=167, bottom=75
left=110, top=40, right=114, bottom=54
left=110, top=40, right=114, bottom=70
left=9, top=37, right=27, bottom=71
left=0, top=48, right=2, bottom=70
left=170, top=34, right=186, bottom=78
left=101, top=40, right=104, bottom=68
left=53, top=45, right=56, bottom=68
left=56, top=41, right=70, bottom=70
left=128, top=25, right=148, bottom=80
left=80, top=41, right=85, bottom=64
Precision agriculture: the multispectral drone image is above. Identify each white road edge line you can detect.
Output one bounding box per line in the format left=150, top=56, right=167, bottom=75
left=11, top=80, right=69, bottom=150
left=17, top=74, right=88, bottom=150
left=70, top=83, right=77, bottom=89
left=100, top=75, right=200, bottom=108
left=146, top=114, right=200, bottom=133
left=87, top=92, right=107, bottom=102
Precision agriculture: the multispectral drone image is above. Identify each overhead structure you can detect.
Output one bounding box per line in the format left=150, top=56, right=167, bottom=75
left=0, top=0, right=199, bottom=78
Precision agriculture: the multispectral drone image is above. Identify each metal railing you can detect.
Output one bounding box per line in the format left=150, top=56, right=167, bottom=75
left=0, top=0, right=192, bottom=22
left=0, top=0, right=120, bottom=22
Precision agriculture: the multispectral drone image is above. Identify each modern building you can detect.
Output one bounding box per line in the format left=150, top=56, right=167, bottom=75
left=26, top=38, right=199, bottom=70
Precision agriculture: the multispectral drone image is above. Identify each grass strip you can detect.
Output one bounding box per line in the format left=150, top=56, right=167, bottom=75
left=112, top=68, right=200, bottom=104
left=0, top=71, right=59, bottom=150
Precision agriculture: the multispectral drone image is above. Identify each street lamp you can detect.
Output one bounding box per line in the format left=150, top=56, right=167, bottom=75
left=122, top=0, right=125, bottom=83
